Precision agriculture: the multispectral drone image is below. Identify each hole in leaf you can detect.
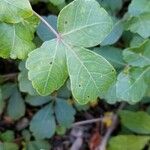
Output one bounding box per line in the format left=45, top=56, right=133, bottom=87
left=87, top=96, right=89, bottom=98
left=65, top=21, right=68, bottom=24
left=50, top=62, right=53, bottom=65
left=79, top=84, right=81, bottom=87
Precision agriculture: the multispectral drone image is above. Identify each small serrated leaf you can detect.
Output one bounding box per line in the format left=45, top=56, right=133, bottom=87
left=30, top=104, right=56, bottom=139
left=55, top=98, right=75, bottom=127
left=7, top=88, right=25, bottom=120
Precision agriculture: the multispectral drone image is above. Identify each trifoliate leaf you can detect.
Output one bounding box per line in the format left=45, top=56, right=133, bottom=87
left=0, top=0, right=33, bottom=23
left=108, top=135, right=150, bottom=150
left=58, top=0, right=113, bottom=47
left=128, top=0, right=150, bottom=16
left=37, top=15, right=57, bottom=41
left=25, top=140, right=51, bottom=150
left=26, top=39, right=68, bottom=96
left=7, top=88, right=25, bottom=120
left=119, top=110, right=150, bottom=134
left=30, top=104, right=56, bottom=139
left=26, top=0, right=116, bottom=104
left=123, top=40, right=150, bottom=67
left=116, top=67, right=149, bottom=103
left=55, top=98, right=75, bottom=127
left=0, top=16, right=38, bottom=59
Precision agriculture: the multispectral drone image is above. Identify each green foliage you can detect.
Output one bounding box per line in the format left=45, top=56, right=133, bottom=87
left=0, top=16, right=39, bottom=59
left=0, top=130, right=15, bottom=142
left=7, top=87, right=26, bottom=120
left=37, top=15, right=57, bottom=41
left=54, top=98, right=75, bottom=127
left=123, top=39, right=150, bottom=67
left=26, top=0, right=116, bottom=104
left=119, top=110, right=150, bottom=134
left=0, top=142, right=19, bottom=150
left=30, top=104, right=56, bottom=139
left=108, top=135, right=150, bottom=150
left=25, top=140, right=51, bottom=150
left=0, top=0, right=33, bottom=23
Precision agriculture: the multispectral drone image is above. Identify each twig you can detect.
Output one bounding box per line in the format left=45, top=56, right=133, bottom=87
left=98, top=114, right=117, bottom=150
left=98, top=102, right=126, bottom=150
left=33, top=11, right=61, bottom=39
left=1, top=73, right=18, bottom=81
left=72, top=118, right=103, bottom=127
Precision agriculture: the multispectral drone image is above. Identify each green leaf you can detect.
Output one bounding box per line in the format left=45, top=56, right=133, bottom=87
left=0, top=16, right=38, bottom=59
left=119, top=110, right=150, bottom=134
left=56, top=125, right=66, bottom=136
left=0, top=143, right=19, bottom=150
left=98, top=0, right=123, bottom=15
left=25, top=140, right=51, bottom=150
left=58, top=0, right=113, bottom=47
left=103, top=82, right=119, bottom=104
left=26, top=0, right=116, bottom=104
left=1, top=83, right=16, bottom=100
left=25, top=95, right=51, bottom=106
left=93, top=46, right=125, bottom=69
left=57, top=83, right=71, bottom=99
left=0, top=0, right=33, bottom=23
left=123, top=40, right=150, bottom=67
left=108, top=135, right=150, bottom=150
left=26, top=39, right=68, bottom=96
left=18, top=61, right=37, bottom=95
left=66, top=46, right=116, bottom=104
left=37, top=15, right=57, bottom=41
left=55, top=98, right=75, bottom=127
left=7, top=88, right=25, bottom=120
left=116, top=67, right=149, bottom=103
left=0, top=130, right=15, bottom=142
left=130, top=34, right=145, bottom=47
left=101, top=20, right=123, bottom=46
left=125, top=13, right=150, bottom=38
left=22, top=130, right=31, bottom=142
left=49, top=0, right=65, bottom=6
left=128, top=0, right=150, bottom=16
left=30, top=104, right=56, bottom=139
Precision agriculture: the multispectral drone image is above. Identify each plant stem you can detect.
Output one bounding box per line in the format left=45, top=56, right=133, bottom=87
left=72, top=118, right=103, bottom=127
left=33, top=11, right=61, bottom=39
left=98, top=102, right=126, bottom=150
